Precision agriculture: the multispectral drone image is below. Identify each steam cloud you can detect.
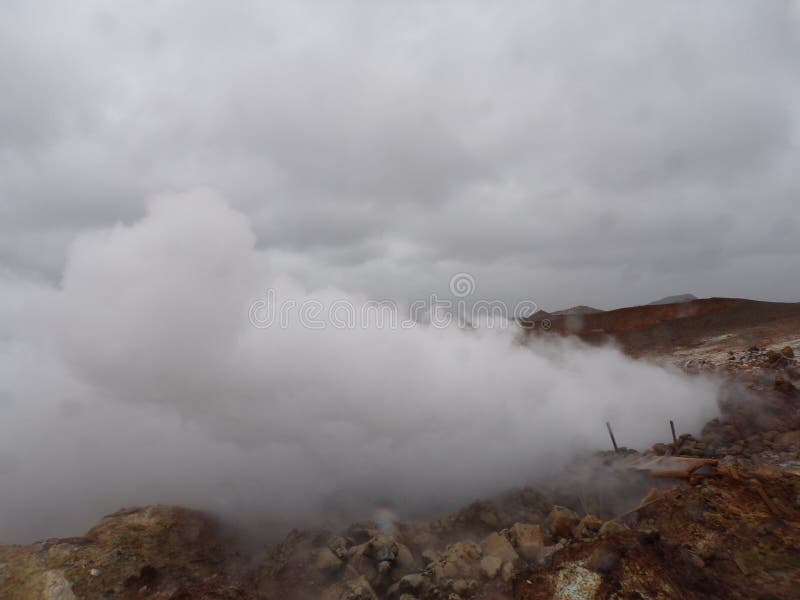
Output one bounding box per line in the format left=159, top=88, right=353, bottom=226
left=0, top=192, right=719, bottom=542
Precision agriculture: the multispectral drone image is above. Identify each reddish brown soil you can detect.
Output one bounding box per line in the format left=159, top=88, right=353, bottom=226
left=522, top=298, right=800, bottom=355
left=514, top=466, right=800, bottom=600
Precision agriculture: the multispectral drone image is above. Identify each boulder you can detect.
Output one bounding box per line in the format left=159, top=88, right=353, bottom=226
left=500, top=560, right=516, bottom=582
left=775, top=430, right=800, bottom=451
left=573, top=515, right=603, bottom=539
left=315, top=547, right=344, bottom=575
left=598, top=520, right=629, bottom=537
left=545, top=506, right=580, bottom=539
left=451, top=578, right=478, bottom=595
left=367, top=534, right=399, bottom=562
left=480, top=532, right=519, bottom=563
left=479, top=555, right=502, bottom=579
left=328, top=535, right=352, bottom=559
left=421, top=549, right=440, bottom=566
left=396, top=573, right=425, bottom=593
left=652, top=442, right=672, bottom=456
left=40, top=570, right=77, bottom=600
left=766, top=349, right=785, bottom=366
left=324, top=575, right=378, bottom=600
left=509, top=523, right=544, bottom=562
left=347, top=534, right=415, bottom=585
left=429, top=540, right=481, bottom=581
left=392, top=543, right=416, bottom=580
left=348, top=543, right=379, bottom=582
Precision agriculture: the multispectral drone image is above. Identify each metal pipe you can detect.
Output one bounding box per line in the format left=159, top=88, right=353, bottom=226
left=606, top=421, right=619, bottom=453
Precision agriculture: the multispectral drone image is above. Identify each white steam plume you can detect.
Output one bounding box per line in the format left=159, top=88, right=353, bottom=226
left=0, top=191, right=718, bottom=542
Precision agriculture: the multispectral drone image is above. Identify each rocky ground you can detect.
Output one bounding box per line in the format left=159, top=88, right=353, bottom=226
left=3, top=308, right=800, bottom=599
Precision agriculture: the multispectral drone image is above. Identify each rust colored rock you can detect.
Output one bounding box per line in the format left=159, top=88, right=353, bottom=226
left=480, top=532, right=519, bottom=564
left=545, top=506, right=581, bottom=539
left=510, top=523, right=544, bottom=562
left=588, top=543, right=622, bottom=574
left=598, top=520, right=629, bottom=537
left=573, top=515, right=603, bottom=539
left=774, top=375, right=798, bottom=397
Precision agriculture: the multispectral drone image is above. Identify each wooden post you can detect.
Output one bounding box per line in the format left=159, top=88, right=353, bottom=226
left=670, top=420, right=678, bottom=453
left=606, top=421, right=619, bottom=453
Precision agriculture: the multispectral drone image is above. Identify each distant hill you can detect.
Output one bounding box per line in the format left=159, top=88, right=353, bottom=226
left=526, top=309, right=553, bottom=320
left=648, top=294, right=697, bottom=306
left=521, top=296, right=800, bottom=356
left=552, top=305, right=604, bottom=316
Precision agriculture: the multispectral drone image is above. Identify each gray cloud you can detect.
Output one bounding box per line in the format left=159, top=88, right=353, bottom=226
left=1, top=1, right=798, bottom=309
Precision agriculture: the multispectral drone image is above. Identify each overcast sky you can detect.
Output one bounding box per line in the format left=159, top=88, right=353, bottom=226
left=2, top=0, right=799, bottom=309
left=5, top=0, right=796, bottom=543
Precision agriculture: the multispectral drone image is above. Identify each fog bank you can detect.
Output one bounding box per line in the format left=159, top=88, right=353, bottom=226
left=0, top=193, right=719, bottom=542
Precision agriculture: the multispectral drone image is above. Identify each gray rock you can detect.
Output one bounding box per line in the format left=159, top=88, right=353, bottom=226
left=510, top=523, right=544, bottom=562
left=368, top=534, right=399, bottom=562
left=393, top=543, right=416, bottom=576
left=348, top=543, right=378, bottom=582
left=429, top=541, right=481, bottom=581
left=397, top=573, right=425, bottom=592
left=315, top=546, right=343, bottom=574
left=451, top=578, right=478, bottom=594
left=480, top=532, right=518, bottom=563
left=328, top=535, right=351, bottom=559
left=327, top=575, right=378, bottom=600
left=479, top=555, right=502, bottom=579
left=40, top=571, right=77, bottom=600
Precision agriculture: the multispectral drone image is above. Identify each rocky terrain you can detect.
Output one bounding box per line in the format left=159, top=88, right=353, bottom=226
left=3, top=298, right=800, bottom=599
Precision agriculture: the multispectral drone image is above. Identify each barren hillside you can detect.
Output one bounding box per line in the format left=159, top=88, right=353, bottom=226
left=523, top=297, right=800, bottom=357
